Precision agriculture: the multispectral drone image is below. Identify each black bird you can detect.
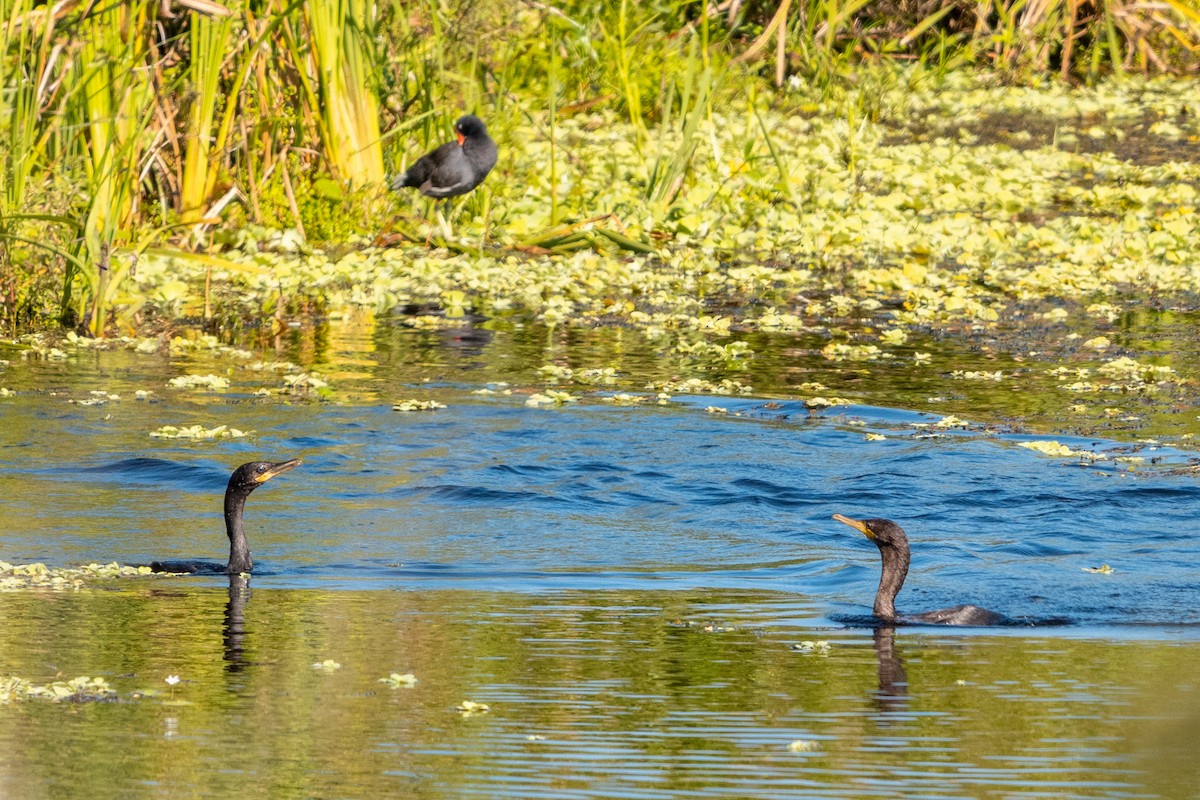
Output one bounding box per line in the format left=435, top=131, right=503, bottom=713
left=390, top=115, right=497, bottom=199
left=151, top=460, right=301, bottom=575
left=832, top=514, right=1005, bottom=626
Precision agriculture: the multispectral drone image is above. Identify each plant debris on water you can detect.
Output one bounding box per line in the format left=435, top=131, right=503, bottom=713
left=149, top=424, right=252, bottom=439
left=1, top=562, right=159, bottom=591
left=456, top=700, right=490, bottom=716
left=379, top=673, right=418, bottom=689
left=392, top=400, right=446, bottom=412
left=0, top=676, right=116, bottom=704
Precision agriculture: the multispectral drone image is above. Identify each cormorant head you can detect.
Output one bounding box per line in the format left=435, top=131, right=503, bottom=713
left=227, top=459, right=302, bottom=497
left=454, top=115, right=487, bottom=144
left=832, top=514, right=909, bottom=549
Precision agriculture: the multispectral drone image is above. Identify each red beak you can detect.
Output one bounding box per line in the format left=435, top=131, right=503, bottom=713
left=455, top=131, right=465, bottom=146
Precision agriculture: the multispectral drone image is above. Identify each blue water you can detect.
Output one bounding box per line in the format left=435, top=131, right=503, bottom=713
left=3, top=388, right=1197, bottom=631
left=6, top=337, right=1200, bottom=800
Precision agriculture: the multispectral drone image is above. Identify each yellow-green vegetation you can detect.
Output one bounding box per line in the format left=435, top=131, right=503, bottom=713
left=0, top=675, right=115, bottom=703
left=1, top=0, right=1198, bottom=336
left=0, top=561, right=157, bottom=591
left=392, top=399, right=446, bottom=412
left=526, top=390, right=579, bottom=407
left=455, top=700, right=490, bottom=716
left=120, top=76, right=1199, bottom=359
left=149, top=424, right=252, bottom=439
left=379, top=673, right=419, bottom=689
left=168, top=374, right=231, bottom=390
left=1020, top=439, right=1106, bottom=460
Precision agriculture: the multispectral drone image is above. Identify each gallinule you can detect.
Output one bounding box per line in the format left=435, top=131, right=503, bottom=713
left=391, top=115, right=497, bottom=199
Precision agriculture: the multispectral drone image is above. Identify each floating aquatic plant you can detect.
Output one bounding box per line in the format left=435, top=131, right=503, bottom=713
left=281, top=372, right=329, bottom=395
left=537, top=364, right=574, bottom=382
left=392, top=400, right=446, bottom=412
left=803, top=397, right=850, bottom=410
left=402, top=315, right=468, bottom=329
left=652, top=378, right=751, bottom=395
left=525, top=391, right=577, bottom=407
left=72, top=391, right=121, bottom=406
left=168, top=374, right=231, bottom=390
left=168, top=335, right=252, bottom=359
left=1019, top=440, right=1105, bottom=460
left=0, top=676, right=116, bottom=704
left=379, top=673, right=418, bottom=688
left=1, top=561, right=157, bottom=590
left=605, top=393, right=647, bottom=405
left=149, top=424, right=252, bottom=439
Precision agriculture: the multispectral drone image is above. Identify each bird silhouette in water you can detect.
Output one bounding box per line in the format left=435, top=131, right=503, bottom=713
left=151, top=460, right=301, bottom=575
left=390, top=115, right=497, bottom=242
left=832, top=514, right=1006, bottom=626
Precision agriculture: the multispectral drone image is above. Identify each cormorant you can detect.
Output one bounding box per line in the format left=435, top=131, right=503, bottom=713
left=832, top=514, right=1005, bottom=626
left=151, top=460, right=300, bottom=575
left=390, top=115, right=497, bottom=199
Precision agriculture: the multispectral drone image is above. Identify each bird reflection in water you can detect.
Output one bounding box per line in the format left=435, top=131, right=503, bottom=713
left=872, top=626, right=909, bottom=718
left=223, top=573, right=251, bottom=672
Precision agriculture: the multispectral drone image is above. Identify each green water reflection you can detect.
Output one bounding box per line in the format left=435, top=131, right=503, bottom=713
left=2, top=585, right=1198, bottom=799
left=6, top=302, right=1200, bottom=443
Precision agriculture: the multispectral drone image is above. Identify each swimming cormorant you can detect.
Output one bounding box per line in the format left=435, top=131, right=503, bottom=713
left=832, top=514, right=1005, bottom=626
left=151, top=460, right=300, bottom=575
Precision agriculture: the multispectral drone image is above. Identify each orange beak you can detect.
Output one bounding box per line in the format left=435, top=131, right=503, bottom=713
left=455, top=131, right=465, bottom=146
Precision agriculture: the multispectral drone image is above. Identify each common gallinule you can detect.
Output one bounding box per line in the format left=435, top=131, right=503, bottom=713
left=391, top=114, right=497, bottom=199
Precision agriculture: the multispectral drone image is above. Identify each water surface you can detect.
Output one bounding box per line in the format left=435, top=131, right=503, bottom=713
left=1, top=319, right=1199, bottom=798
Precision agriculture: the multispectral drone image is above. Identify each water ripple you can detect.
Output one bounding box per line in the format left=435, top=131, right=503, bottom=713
left=3, top=384, right=1199, bottom=627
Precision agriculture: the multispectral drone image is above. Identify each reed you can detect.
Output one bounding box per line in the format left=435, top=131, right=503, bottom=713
left=180, top=4, right=237, bottom=221
left=0, top=0, right=73, bottom=331
left=304, top=0, right=385, bottom=186
left=68, top=1, right=158, bottom=334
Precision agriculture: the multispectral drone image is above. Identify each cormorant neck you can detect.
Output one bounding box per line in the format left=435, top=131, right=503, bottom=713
left=224, top=487, right=253, bottom=574
left=874, top=540, right=910, bottom=619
